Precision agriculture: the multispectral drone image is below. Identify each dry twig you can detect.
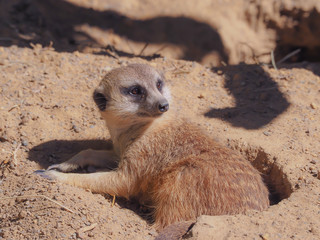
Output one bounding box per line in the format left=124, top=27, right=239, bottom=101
left=0, top=195, right=76, bottom=214
left=78, top=223, right=98, bottom=233
left=139, top=43, right=149, bottom=56
left=276, top=49, right=301, bottom=65
left=111, top=195, right=116, bottom=207
left=8, top=105, right=19, bottom=112
left=1, top=143, right=21, bottom=165
left=12, top=143, right=21, bottom=165
left=271, top=50, right=278, bottom=70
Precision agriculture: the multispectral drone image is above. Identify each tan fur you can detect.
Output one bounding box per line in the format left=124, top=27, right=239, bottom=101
left=42, top=64, right=269, bottom=229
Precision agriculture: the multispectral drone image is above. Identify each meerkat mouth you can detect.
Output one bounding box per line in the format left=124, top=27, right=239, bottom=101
left=137, top=111, right=164, bottom=118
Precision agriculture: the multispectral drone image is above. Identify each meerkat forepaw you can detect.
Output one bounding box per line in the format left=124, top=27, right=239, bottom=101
left=47, top=163, right=80, bottom=173
left=34, top=169, right=59, bottom=181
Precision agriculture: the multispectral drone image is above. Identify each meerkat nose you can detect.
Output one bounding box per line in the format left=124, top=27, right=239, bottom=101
left=158, top=102, right=169, bottom=113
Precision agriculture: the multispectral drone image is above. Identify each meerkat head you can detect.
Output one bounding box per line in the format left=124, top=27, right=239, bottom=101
left=93, top=64, right=171, bottom=126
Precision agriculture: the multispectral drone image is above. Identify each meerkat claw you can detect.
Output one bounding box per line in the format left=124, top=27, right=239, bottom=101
left=47, top=164, right=61, bottom=171
left=34, top=169, right=58, bottom=181
left=47, top=163, right=79, bottom=173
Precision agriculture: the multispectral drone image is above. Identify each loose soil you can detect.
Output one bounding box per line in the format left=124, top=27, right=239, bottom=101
left=0, top=0, right=319, bottom=240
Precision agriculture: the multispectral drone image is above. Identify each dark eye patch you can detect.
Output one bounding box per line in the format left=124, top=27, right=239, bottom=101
left=121, top=85, right=146, bottom=100
left=93, top=91, right=107, bottom=111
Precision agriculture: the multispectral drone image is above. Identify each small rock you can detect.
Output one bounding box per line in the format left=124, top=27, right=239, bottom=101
left=0, top=135, right=8, bottom=142
left=310, top=227, right=319, bottom=235
left=310, top=159, right=318, bottom=164
left=18, top=90, right=23, bottom=98
left=260, top=233, right=270, bottom=240
left=21, top=139, right=28, bottom=147
left=8, top=161, right=15, bottom=169
left=263, top=131, right=271, bottom=136
left=311, top=169, right=318, bottom=175
left=20, top=116, right=29, bottom=125
left=217, top=70, right=223, bottom=75
left=74, top=51, right=80, bottom=57
left=72, top=124, right=80, bottom=133
left=310, top=103, right=317, bottom=109
left=76, top=231, right=85, bottom=239
left=54, top=222, right=61, bottom=229
left=18, top=210, right=27, bottom=219
left=16, top=197, right=28, bottom=203
left=198, top=94, right=205, bottom=99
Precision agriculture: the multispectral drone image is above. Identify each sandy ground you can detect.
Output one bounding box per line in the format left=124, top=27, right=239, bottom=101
left=0, top=0, right=320, bottom=239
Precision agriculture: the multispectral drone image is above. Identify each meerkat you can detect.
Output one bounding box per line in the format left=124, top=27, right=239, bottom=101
left=36, top=64, right=269, bottom=230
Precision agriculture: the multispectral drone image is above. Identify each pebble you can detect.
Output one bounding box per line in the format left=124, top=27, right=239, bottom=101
left=18, top=90, right=23, bottom=97
left=21, top=139, right=28, bottom=147
left=310, top=227, right=319, bottom=235
left=310, top=159, right=318, bottom=164
left=198, top=93, right=205, bottom=99
left=20, top=116, right=29, bottom=126
left=259, top=233, right=270, bottom=240
left=76, top=232, right=85, bottom=239
left=0, top=135, right=8, bottom=142
left=18, top=210, right=27, bottom=219
left=263, top=131, right=271, bottom=136
left=72, top=124, right=80, bottom=133
left=216, top=70, right=223, bottom=75
left=311, top=169, right=317, bottom=175
left=310, top=103, right=317, bottom=109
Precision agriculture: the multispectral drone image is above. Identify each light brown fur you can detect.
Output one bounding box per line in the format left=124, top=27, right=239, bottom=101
left=40, top=64, right=269, bottom=229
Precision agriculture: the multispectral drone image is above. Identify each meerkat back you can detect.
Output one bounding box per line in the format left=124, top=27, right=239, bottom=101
left=131, top=117, right=270, bottom=229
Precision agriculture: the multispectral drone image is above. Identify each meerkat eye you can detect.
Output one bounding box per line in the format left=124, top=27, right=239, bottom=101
left=129, top=86, right=142, bottom=95
left=156, top=80, right=163, bottom=91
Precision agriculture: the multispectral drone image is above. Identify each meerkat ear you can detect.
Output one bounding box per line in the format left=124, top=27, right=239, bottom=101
left=93, top=85, right=108, bottom=111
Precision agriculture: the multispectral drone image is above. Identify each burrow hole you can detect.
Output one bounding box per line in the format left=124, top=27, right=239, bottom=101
left=227, top=139, right=293, bottom=205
